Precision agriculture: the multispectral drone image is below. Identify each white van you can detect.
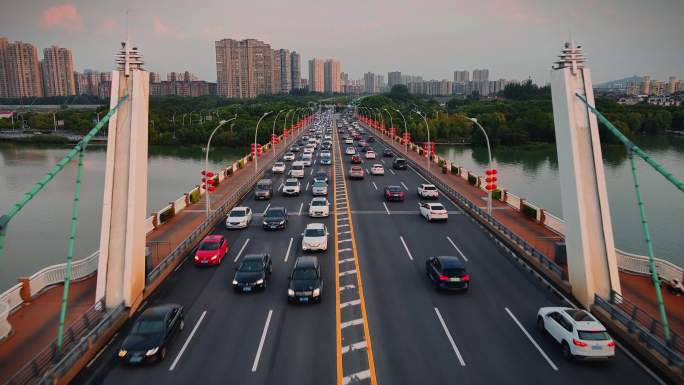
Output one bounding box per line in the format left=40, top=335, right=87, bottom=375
left=290, top=161, right=305, bottom=178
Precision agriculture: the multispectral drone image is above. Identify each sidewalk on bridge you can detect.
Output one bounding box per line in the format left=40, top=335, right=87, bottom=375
left=370, top=124, right=684, bottom=340
left=0, top=136, right=296, bottom=380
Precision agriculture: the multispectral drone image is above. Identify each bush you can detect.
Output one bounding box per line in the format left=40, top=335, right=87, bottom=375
left=491, top=189, right=502, bottom=201
left=159, top=206, right=174, bottom=224
left=212, top=175, right=219, bottom=186
left=438, top=159, right=446, bottom=167
left=522, top=203, right=537, bottom=220
left=238, top=159, right=245, bottom=169
left=189, top=188, right=201, bottom=204
left=226, top=167, right=233, bottom=176
left=467, top=173, right=477, bottom=186
left=450, top=164, right=459, bottom=175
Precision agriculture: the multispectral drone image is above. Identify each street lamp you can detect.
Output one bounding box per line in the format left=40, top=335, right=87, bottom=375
left=282, top=109, right=294, bottom=145
left=394, top=108, right=409, bottom=154
left=271, top=109, right=285, bottom=151
left=468, top=117, right=494, bottom=216
left=412, top=110, right=431, bottom=172
left=204, top=114, right=238, bottom=217
left=254, top=111, right=273, bottom=173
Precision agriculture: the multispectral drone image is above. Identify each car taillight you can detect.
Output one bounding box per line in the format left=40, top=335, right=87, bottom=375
left=461, top=274, right=470, bottom=281
left=607, top=341, right=616, bottom=347
left=573, top=339, right=588, bottom=347
left=438, top=274, right=449, bottom=281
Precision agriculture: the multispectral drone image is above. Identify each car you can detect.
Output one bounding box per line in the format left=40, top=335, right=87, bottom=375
left=289, top=162, right=305, bottom=178
left=282, top=178, right=301, bottom=196
left=303, top=147, right=314, bottom=155
left=262, top=207, right=288, bottom=230
left=349, top=165, right=365, bottom=179
left=308, top=197, right=330, bottom=217
left=345, top=138, right=354, bottom=145
left=290, top=146, right=301, bottom=153
left=194, top=235, right=228, bottom=265
left=288, top=256, right=323, bottom=303
left=393, top=158, right=407, bottom=170
left=311, top=180, right=328, bottom=196
left=232, top=253, right=272, bottom=292
left=417, top=184, right=439, bottom=199
left=313, top=171, right=328, bottom=184
left=351, top=155, right=362, bottom=164
left=359, top=141, right=368, bottom=148
left=272, top=162, right=286, bottom=174
left=419, top=202, right=448, bottom=221
left=384, top=185, right=405, bottom=201
left=370, top=164, right=385, bottom=175
left=367, top=136, right=375, bottom=143
left=345, top=146, right=356, bottom=155
left=254, top=179, right=273, bottom=200
left=320, top=156, right=332, bottom=165
left=226, top=207, right=253, bottom=229
left=362, top=146, right=373, bottom=153
left=283, top=152, right=296, bottom=161
left=118, top=304, right=184, bottom=364
left=301, top=153, right=313, bottom=167
left=383, top=148, right=394, bottom=157
left=320, top=150, right=331, bottom=158
left=425, top=256, right=470, bottom=291
left=537, top=307, right=615, bottom=361
left=365, top=150, right=376, bottom=159
left=301, top=223, right=329, bottom=251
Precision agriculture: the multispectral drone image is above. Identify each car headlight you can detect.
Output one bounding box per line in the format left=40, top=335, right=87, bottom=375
left=313, top=288, right=321, bottom=297
left=256, top=279, right=264, bottom=285
left=232, top=279, right=238, bottom=285
left=194, top=255, right=199, bottom=260
left=288, top=288, right=295, bottom=297
left=278, top=220, right=285, bottom=225
left=118, top=349, right=127, bottom=358
left=145, top=347, right=159, bottom=356
left=211, top=255, right=218, bottom=260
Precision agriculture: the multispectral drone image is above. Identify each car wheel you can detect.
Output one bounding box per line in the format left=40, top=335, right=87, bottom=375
left=561, top=341, right=574, bottom=361
left=536, top=317, right=545, bottom=333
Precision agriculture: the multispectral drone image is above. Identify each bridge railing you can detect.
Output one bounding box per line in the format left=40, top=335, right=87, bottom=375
left=27, top=251, right=99, bottom=297
left=594, top=292, right=683, bottom=367
left=615, top=249, right=683, bottom=286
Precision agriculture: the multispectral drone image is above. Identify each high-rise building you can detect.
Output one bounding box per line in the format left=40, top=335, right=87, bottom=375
left=308, top=58, right=324, bottom=93
left=340, top=72, right=349, bottom=85
left=276, top=49, right=291, bottom=93
left=364, top=72, right=379, bottom=93
left=324, top=58, right=341, bottom=93
left=388, top=71, right=402, bottom=88
left=150, top=72, right=161, bottom=83
left=376, top=74, right=385, bottom=92
left=641, top=75, right=651, bottom=95
left=75, top=69, right=104, bottom=96
left=453, top=70, right=469, bottom=83
left=290, top=51, right=301, bottom=90
left=5, top=41, right=42, bottom=98
left=215, top=38, right=280, bottom=98
left=41, top=45, right=75, bottom=97
left=0, top=37, right=8, bottom=98
left=472, top=69, right=489, bottom=82
left=668, top=76, right=677, bottom=94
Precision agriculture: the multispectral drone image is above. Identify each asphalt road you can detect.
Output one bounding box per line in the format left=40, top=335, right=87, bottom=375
left=72, top=111, right=664, bottom=385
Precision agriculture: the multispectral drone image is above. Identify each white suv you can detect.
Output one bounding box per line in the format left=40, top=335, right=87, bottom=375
left=417, top=184, right=439, bottom=199
left=301, top=223, right=329, bottom=251
left=289, top=162, right=305, bottom=178
left=308, top=197, right=330, bottom=217
left=282, top=178, right=301, bottom=196
left=537, top=307, right=615, bottom=361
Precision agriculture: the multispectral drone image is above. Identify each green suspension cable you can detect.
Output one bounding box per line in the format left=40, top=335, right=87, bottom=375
left=56, top=147, right=86, bottom=353
left=0, top=95, right=129, bottom=260
left=627, top=150, right=671, bottom=342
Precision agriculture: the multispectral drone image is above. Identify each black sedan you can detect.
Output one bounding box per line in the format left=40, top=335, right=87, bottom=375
left=383, top=148, right=394, bottom=157
left=262, top=207, right=288, bottom=230
left=426, top=256, right=470, bottom=291
left=118, top=304, right=184, bottom=364
left=233, top=253, right=272, bottom=292
left=287, top=256, right=323, bottom=303
left=384, top=185, right=405, bottom=201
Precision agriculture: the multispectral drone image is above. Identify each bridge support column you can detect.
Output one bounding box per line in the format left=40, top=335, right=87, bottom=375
left=96, top=42, right=149, bottom=310
left=550, top=42, right=621, bottom=307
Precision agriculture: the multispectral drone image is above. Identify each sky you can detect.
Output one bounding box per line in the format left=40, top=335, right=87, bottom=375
left=1, top=0, right=682, bottom=84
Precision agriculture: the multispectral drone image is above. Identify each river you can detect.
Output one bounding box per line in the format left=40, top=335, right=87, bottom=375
left=437, top=135, right=684, bottom=268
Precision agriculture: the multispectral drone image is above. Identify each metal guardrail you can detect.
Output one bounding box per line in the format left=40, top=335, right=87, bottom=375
left=616, top=249, right=683, bottom=286
left=595, top=292, right=683, bottom=367
left=5, top=300, right=109, bottom=385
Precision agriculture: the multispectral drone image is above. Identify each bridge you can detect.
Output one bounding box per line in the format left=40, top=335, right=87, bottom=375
left=0, top=42, right=682, bottom=385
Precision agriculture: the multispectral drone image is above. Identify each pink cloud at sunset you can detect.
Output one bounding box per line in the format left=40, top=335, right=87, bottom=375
left=37, top=3, right=84, bottom=31
left=153, top=16, right=185, bottom=39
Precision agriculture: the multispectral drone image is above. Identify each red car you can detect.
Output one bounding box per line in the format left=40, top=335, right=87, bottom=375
left=351, top=155, right=362, bottom=164
left=194, top=235, right=228, bottom=266
left=384, top=185, right=405, bottom=201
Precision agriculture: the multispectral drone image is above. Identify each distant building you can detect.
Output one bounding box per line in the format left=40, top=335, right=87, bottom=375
left=150, top=72, right=161, bottom=83
left=641, top=75, right=651, bottom=95
left=150, top=72, right=216, bottom=97
left=5, top=40, right=43, bottom=98
left=388, top=71, right=402, bottom=88
left=364, top=72, right=378, bottom=93
left=0, top=37, right=8, bottom=98
left=215, top=38, right=283, bottom=98
left=276, top=49, right=291, bottom=93
left=290, top=51, right=301, bottom=90
left=41, top=45, right=75, bottom=97
left=308, top=58, right=324, bottom=93
left=300, top=78, right=308, bottom=91
left=75, top=69, right=108, bottom=96
left=324, top=59, right=341, bottom=93
left=668, top=76, right=677, bottom=95
left=472, top=69, right=489, bottom=82
left=453, top=70, right=469, bottom=83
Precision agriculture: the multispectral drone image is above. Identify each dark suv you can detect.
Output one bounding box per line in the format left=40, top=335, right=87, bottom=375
left=392, top=158, right=407, bottom=170
left=287, top=256, right=323, bottom=303
left=262, top=207, right=288, bottom=230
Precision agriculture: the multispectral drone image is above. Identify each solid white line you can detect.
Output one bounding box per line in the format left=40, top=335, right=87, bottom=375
left=174, top=258, right=187, bottom=272
left=251, top=309, right=274, bottom=372
left=366, top=168, right=370, bottom=173
left=338, top=238, right=352, bottom=244
left=169, top=310, right=207, bottom=371
left=381, top=159, right=385, bottom=164
left=372, top=182, right=378, bottom=190
left=389, top=169, right=396, bottom=175
left=434, top=307, right=466, bottom=367
left=233, top=238, right=251, bottom=262
left=446, top=236, right=469, bottom=262
left=401, top=182, right=409, bottom=191
left=338, top=223, right=349, bottom=228
left=504, top=307, right=558, bottom=371
left=399, top=236, right=414, bottom=261
left=284, top=237, right=294, bottom=262
left=262, top=203, right=271, bottom=216
left=298, top=202, right=304, bottom=216
left=338, top=247, right=352, bottom=252
left=382, top=202, right=390, bottom=215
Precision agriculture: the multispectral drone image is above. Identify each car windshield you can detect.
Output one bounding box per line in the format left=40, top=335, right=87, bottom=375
left=239, top=259, right=263, bottom=272
left=275, top=163, right=284, bottom=167
left=293, top=165, right=303, bottom=170
left=286, top=181, right=298, bottom=186
left=199, top=241, right=220, bottom=250
left=395, top=159, right=405, bottom=163
left=443, top=268, right=466, bottom=277
left=257, top=183, right=270, bottom=190
left=293, top=267, right=318, bottom=280
left=132, top=319, right=164, bottom=335
left=230, top=210, right=246, bottom=217
left=313, top=181, right=326, bottom=187
left=311, top=200, right=326, bottom=206
left=578, top=331, right=610, bottom=341
left=265, top=210, right=284, bottom=218
left=305, top=228, right=325, bottom=237
left=388, top=187, right=401, bottom=192
left=424, top=186, right=436, bottom=190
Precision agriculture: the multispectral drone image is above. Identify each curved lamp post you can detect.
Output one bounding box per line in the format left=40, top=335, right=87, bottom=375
left=412, top=110, right=431, bottom=172
left=468, top=117, right=494, bottom=216
left=271, top=109, right=286, bottom=151
left=282, top=109, right=294, bottom=145
left=254, top=111, right=273, bottom=173
left=205, top=114, right=238, bottom=217
left=393, top=108, right=409, bottom=154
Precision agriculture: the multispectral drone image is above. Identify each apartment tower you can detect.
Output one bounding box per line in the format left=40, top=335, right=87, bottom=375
left=5, top=41, right=43, bottom=98
left=42, top=45, right=76, bottom=96
left=291, top=51, right=301, bottom=90
left=308, top=58, right=325, bottom=93
left=324, top=59, right=341, bottom=93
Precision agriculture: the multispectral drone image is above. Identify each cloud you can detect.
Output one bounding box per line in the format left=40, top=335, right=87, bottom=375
left=37, top=3, right=84, bottom=31
left=96, top=19, right=122, bottom=35
left=153, top=16, right=184, bottom=39
left=200, top=25, right=224, bottom=40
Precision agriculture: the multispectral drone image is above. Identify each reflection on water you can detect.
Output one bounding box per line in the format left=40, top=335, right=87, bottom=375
left=438, top=135, right=684, bottom=267
left=0, top=143, right=243, bottom=290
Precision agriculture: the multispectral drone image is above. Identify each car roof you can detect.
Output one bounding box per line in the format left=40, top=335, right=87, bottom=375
left=257, top=178, right=272, bottom=183
left=286, top=178, right=298, bottom=182
left=139, top=303, right=181, bottom=320
left=312, top=197, right=327, bottom=202
left=295, top=256, right=318, bottom=268
left=372, top=164, right=383, bottom=167
left=203, top=235, right=223, bottom=242
left=386, top=185, right=401, bottom=189
left=242, top=253, right=267, bottom=262
left=232, top=206, right=249, bottom=211
left=436, top=256, right=465, bottom=268
left=268, top=206, right=286, bottom=212
left=427, top=202, right=444, bottom=207
left=306, top=223, right=325, bottom=230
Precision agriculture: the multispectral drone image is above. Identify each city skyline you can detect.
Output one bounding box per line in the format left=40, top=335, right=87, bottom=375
left=0, top=1, right=681, bottom=86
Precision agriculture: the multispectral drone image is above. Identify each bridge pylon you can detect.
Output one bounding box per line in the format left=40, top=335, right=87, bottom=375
left=95, top=41, right=149, bottom=311
left=550, top=42, right=621, bottom=307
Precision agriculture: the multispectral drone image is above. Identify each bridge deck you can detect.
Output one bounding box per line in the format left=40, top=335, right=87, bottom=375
left=0, top=140, right=287, bottom=381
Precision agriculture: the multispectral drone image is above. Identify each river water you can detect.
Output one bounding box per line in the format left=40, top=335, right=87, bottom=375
left=437, top=135, right=684, bottom=268
left=0, top=143, right=243, bottom=291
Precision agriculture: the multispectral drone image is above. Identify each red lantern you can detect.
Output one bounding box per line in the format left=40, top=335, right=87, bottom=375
left=485, top=169, right=498, bottom=176
left=256, top=144, right=263, bottom=157
left=250, top=143, right=256, bottom=157
left=485, top=184, right=497, bottom=191
left=485, top=176, right=497, bottom=183
left=208, top=186, right=216, bottom=192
